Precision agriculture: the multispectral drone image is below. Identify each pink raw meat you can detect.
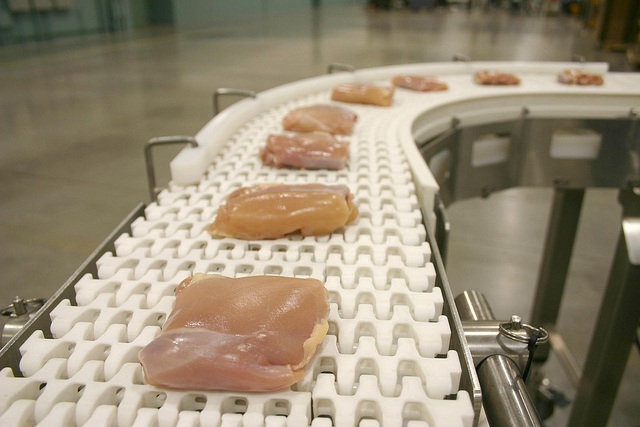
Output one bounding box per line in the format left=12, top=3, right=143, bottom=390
left=139, top=274, right=330, bottom=391
left=392, top=75, right=448, bottom=92
left=331, top=83, right=394, bottom=107
left=283, top=104, right=357, bottom=135
left=261, top=132, right=349, bottom=170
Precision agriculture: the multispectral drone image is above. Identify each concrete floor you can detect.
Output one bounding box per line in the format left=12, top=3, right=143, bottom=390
left=0, top=3, right=638, bottom=426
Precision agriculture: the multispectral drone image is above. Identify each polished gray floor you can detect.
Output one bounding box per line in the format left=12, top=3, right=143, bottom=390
left=0, top=4, right=638, bottom=426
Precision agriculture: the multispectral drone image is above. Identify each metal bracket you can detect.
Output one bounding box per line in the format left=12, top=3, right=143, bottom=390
left=144, top=136, right=198, bottom=203
left=326, top=62, right=355, bottom=74
left=452, top=53, right=471, bottom=62
left=212, top=88, right=257, bottom=116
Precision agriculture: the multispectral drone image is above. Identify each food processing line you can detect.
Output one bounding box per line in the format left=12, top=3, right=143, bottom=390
left=1, top=60, right=639, bottom=427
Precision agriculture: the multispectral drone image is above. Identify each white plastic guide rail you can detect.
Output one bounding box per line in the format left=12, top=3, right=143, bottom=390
left=2, top=61, right=640, bottom=427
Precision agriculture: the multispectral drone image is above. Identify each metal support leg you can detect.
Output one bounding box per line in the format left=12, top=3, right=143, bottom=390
left=530, top=186, right=585, bottom=361
left=569, top=184, right=640, bottom=427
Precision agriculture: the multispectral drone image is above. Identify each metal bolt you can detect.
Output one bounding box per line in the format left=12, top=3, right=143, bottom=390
left=12, top=296, right=27, bottom=316
left=510, top=315, right=522, bottom=330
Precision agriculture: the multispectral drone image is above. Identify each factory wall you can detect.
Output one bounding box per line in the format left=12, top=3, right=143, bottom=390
left=0, top=0, right=148, bottom=44
left=172, top=0, right=366, bottom=28
left=0, top=0, right=364, bottom=44
left=0, top=0, right=102, bottom=43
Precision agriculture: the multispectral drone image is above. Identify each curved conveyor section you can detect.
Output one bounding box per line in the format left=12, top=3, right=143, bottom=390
left=1, top=62, right=639, bottom=427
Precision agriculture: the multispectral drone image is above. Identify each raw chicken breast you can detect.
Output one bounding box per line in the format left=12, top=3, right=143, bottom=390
left=474, top=71, right=521, bottom=86
left=260, top=133, right=349, bottom=170
left=557, top=69, right=604, bottom=86
left=392, top=75, right=448, bottom=92
left=331, top=83, right=394, bottom=107
left=282, top=104, right=357, bottom=135
left=208, top=184, right=358, bottom=240
left=139, top=274, right=330, bottom=391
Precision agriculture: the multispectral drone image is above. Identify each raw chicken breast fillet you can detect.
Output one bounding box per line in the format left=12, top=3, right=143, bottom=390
left=282, top=104, right=357, bottom=135
left=392, top=75, right=448, bottom=92
left=139, top=274, right=330, bottom=391
left=474, top=71, right=521, bottom=86
left=331, top=83, right=394, bottom=107
left=261, top=133, right=349, bottom=170
left=557, top=69, right=604, bottom=86
left=208, top=184, right=358, bottom=240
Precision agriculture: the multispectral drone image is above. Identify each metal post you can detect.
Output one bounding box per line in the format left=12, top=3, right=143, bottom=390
left=478, top=355, right=544, bottom=427
left=569, top=184, right=640, bottom=427
left=530, top=185, right=584, bottom=361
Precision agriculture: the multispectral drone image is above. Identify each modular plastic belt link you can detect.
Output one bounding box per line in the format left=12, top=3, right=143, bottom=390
left=0, top=90, right=474, bottom=426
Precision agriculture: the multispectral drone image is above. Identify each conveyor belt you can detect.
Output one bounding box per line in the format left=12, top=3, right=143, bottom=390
left=2, top=61, right=640, bottom=427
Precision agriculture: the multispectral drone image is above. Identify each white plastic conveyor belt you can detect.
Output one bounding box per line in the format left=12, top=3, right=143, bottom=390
left=2, top=61, right=640, bottom=427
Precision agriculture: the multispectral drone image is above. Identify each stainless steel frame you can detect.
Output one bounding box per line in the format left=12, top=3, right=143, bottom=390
left=570, top=183, right=640, bottom=426
left=423, top=210, right=483, bottom=427
left=420, top=113, right=640, bottom=426
left=530, top=186, right=584, bottom=363
left=478, top=355, right=543, bottom=427
left=0, top=203, right=146, bottom=376
left=456, top=290, right=546, bottom=426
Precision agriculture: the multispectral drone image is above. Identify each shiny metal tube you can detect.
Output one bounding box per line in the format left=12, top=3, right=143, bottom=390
left=462, top=321, right=529, bottom=372
left=478, top=355, right=543, bottom=427
left=455, top=290, right=496, bottom=321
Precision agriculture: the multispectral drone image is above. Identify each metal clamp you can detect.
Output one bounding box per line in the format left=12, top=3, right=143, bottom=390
left=452, top=53, right=471, bottom=62
left=327, top=62, right=355, bottom=74
left=212, top=88, right=257, bottom=116
left=144, top=136, right=198, bottom=203
left=499, top=315, right=549, bottom=344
